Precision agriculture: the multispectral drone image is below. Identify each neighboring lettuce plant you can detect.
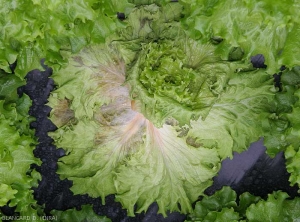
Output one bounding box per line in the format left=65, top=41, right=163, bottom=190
left=0, top=0, right=134, bottom=77
left=0, top=70, right=42, bottom=221
left=47, top=2, right=287, bottom=216
left=180, top=0, right=300, bottom=73
left=186, top=186, right=300, bottom=221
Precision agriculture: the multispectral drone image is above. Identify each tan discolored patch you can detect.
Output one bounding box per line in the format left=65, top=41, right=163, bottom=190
left=186, top=136, right=202, bottom=148
left=52, top=98, right=76, bottom=127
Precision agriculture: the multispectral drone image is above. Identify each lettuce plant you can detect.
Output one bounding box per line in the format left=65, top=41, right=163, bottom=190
left=0, top=70, right=41, bottom=221
left=186, top=186, right=300, bottom=221
left=46, top=2, right=293, bottom=216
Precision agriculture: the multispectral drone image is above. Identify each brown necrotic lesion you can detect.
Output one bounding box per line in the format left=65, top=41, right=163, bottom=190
left=52, top=98, right=76, bottom=127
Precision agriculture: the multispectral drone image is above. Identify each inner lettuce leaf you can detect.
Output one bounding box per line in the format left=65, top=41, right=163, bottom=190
left=47, top=2, right=282, bottom=216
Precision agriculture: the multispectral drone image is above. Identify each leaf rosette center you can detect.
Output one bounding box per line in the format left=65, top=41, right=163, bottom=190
left=128, top=39, right=229, bottom=127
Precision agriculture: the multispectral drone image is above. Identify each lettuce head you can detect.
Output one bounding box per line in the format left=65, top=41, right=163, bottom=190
left=47, top=2, right=285, bottom=217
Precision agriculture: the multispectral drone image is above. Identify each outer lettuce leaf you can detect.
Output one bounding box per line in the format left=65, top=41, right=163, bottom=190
left=263, top=90, right=297, bottom=156
left=261, top=66, right=300, bottom=157
left=117, top=3, right=183, bottom=41
left=203, top=208, right=240, bottom=222
left=51, top=205, right=111, bottom=222
left=0, top=184, right=18, bottom=206
left=180, top=0, right=300, bottom=73
left=285, top=145, right=300, bottom=187
left=246, top=191, right=300, bottom=221
left=0, top=71, right=35, bottom=135
left=278, top=24, right=300, bottom=68
left=284, top=72, right=300, bottom=147
left=261, top=67, right=300, bottom=185
left=183, top=69, right=275, bottom=159
left=283, top=70, right=300, bottom=186
left=187, top=186, right=238, bottom=221
left=186, top=186, right=261, bottom=222
left=0, top=71, right=24, bottom=101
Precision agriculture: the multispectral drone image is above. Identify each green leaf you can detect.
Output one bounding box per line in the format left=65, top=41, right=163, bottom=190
left=279, top=24, right=300, bottom=68
left=204, top=208, right=240, bottom=222
left=281, top=66, right=300, bottom=86
left=187, top=186, right=237, bottom=221
left=51, top=205, right=111, bottom=222
left=0, top=115, right=41, bottom=219
left=117, top=3, right=183, bottom=41
left=0, top=0, right=129, bottom=76
left=0, top=75, right=35, bottom=135
left=187, top=69, right=275, bottom=158
left=262, top=66, right=300, bottom=156
left=0, top=71, right=24, bottom=102
left=277, top=68, right=300, bottom=184
left=0, top=184, right=18, bottom=206
left=14, top=43, right=44, bottom=78
left=187, top=187, right=300, bottom=222
left=180, top=0, right=300, bottom=73
left=0, top=69, right=41, bottom=219
left=285, top=145, right=300, bottom=186
left=246, top=191, right=300, bottom=222
left=236, top=192, right=261, bottom=218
